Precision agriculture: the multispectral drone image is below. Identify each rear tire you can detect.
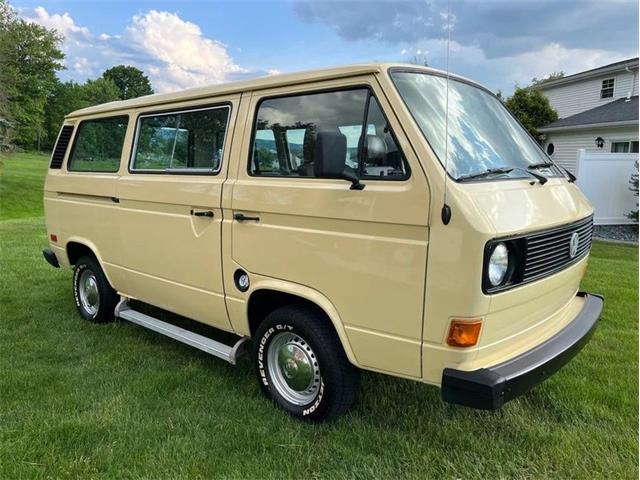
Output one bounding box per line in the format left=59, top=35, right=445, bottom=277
left=253, top=304, right=360, bottom=422
left=72, top=255, right=118, bottom=323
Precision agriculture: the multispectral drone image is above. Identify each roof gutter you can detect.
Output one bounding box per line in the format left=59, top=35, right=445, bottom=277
left=539, top=119, right=638, bottom=133
left=538, top=60, right=639, bottom=90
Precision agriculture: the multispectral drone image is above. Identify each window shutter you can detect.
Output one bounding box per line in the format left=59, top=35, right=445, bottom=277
left=49, top=125, right=74, bottom=169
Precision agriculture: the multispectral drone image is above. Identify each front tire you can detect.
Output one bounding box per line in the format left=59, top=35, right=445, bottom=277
left=72, top=255, right=118, bottom=323
left=253, top=304, right=360, bottom=422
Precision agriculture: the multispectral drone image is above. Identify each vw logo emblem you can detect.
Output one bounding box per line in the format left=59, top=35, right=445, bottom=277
left=569, top=232, right=580, bottom=258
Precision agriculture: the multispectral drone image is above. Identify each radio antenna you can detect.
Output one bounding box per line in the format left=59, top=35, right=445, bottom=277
left=441, top=0, right=452, bottom=225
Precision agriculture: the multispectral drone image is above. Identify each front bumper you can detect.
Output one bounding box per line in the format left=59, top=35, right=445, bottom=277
left=441, top=291, right=603, bottom=409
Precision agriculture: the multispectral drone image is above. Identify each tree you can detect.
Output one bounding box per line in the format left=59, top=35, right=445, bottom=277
left=43, top=78, right=120, bottom=149
left=80, top=77, right=121, bottom=105
left=102, top=65, right=154, bottom=100
left=627, top=161, right=639, bottom=222
left=531, top=71, right=565, bottom=87
left=504, top=87, right=558, bottom=142
left=0, top=0, right=65, bottom=148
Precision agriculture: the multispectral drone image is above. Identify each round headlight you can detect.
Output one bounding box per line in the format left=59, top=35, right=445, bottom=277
left=488, top=243, right=509, bottom=286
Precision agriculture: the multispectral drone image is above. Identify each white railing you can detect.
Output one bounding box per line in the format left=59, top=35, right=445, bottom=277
left=576, top=149, right=638, bottom=225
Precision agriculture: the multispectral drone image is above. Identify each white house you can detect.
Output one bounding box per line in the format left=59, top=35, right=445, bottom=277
left=538, top=57, right=638, bottom=173
left=538, top=58, right=639, bottom=225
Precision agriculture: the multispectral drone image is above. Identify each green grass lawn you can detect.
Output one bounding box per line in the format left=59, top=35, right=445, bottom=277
left=0, top=151, right=50, bottom=220
left=0, top=151, right=638, bottom=479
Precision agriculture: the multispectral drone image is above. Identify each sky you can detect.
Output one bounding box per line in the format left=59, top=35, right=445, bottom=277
left=12, top=0, right=640, bottom=95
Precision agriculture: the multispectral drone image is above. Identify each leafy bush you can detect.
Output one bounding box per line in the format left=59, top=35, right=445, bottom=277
left=504, top=87, right=558, bottom=143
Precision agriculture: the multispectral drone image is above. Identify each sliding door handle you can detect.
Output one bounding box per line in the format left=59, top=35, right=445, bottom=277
left=191, top=210, right=214, bottom=217
left=233, top=213, right=260, bottom=222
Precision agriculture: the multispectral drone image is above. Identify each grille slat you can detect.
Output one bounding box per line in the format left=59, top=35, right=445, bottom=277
left=521, top=216, right=593, bottom=283
left=49, top=125, right=74, bottom=169
left=525, top=249, right=570, bottom=268
left=527, top=224, right=592, bottom=246
left=527, top=236, right=574, bottom=253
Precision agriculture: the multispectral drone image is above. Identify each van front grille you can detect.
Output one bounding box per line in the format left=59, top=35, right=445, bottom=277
left=522, top=215, right=593, bottom=283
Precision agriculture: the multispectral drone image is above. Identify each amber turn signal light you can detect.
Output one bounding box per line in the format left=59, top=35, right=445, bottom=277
left=447, top=319, right=482, bottom=348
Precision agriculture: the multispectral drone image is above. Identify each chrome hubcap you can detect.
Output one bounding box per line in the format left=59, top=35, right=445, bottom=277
left=267, top=332, right=321, bottom=406
left=78, top=269, right=99, bottom=316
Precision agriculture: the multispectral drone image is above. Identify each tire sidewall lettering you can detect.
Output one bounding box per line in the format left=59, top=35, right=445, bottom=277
left=256, top=322, right=325, bottom=417
left=73, top=263, right=98, bottom=319
left=73, top=263, right=87, bottom=311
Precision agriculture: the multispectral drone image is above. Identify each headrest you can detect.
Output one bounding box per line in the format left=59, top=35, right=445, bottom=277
left=366, top=135, right=387, bottom=165
left=303, top=125, right=317, bottom=165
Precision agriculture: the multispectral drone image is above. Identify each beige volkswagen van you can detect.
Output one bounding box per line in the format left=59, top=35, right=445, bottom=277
left=43, top=64, right=603, bottom=422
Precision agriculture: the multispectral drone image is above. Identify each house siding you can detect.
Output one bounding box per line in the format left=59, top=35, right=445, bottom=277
left=541, top=68, right=638, bottom=118
left=544, top=125, right=639, bottom=173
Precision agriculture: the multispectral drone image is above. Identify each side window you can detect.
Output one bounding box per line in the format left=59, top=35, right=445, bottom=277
left=68, top=116, right=128, bottom=172
left=250, top=89, right=368, bottom=177
left=253, top=129, right=279, bottom=174
left=132, top=106, right=229, bottom=173
left=361, top=97, right=408, bottom=179
left=249, top=89, right=408, bottom=180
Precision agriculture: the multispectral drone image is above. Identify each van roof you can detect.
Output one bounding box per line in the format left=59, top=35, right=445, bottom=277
left=66, top=63, right=484, bottom=119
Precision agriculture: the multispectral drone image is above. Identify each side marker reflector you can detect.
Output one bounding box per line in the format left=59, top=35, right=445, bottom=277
left=447, top=319, right=482, bottom=348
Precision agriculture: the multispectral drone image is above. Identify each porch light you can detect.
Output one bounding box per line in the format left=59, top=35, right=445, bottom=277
left=595, top=136, right=605, bottom=149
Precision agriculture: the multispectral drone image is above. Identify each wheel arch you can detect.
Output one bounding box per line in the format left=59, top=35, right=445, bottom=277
left=246, top=280, right=359, bottom=367
left=65, top=237, right=116, bottom=287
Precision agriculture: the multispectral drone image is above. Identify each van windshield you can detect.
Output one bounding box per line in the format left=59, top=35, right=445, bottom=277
left=390, top=70, right=561, bottom=181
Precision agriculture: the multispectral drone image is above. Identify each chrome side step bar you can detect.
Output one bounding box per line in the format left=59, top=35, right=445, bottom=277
left=115, top=298, right=248, bottom=365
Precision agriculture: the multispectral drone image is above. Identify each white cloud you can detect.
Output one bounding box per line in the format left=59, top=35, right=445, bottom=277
left=26, top=6, right=90, bottom=41
left=22, top=7, right=271, bottom=93
left=125, top=10, right=246, bottom=92
left=72, top=57, right=93, bottom=76
left=405, top=38, right=637, bottom=94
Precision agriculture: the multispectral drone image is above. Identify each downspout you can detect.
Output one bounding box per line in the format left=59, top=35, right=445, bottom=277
left=625, top=66, right=636, bottom=100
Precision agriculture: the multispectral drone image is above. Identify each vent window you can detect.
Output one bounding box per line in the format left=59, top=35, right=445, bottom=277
left=49, top=125, right=74, bottom=169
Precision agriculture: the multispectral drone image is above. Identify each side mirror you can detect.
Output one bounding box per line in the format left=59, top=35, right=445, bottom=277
left=313, top=130, right=364, bottom=190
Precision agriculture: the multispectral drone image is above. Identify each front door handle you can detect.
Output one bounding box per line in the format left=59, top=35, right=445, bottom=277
left=191, top=210, right=214, bottom=217
left=233, top=213, right=260, bottom=222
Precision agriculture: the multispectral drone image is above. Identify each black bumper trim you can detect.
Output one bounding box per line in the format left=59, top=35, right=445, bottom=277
left=43, top=248, right=60, bottom=268
left=441, top=291, right=603, bottom=409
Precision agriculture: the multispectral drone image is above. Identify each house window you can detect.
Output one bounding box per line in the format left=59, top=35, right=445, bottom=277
left=611, top=141, right=639, bottom=153
left=600, top=78, right=614, bottom=99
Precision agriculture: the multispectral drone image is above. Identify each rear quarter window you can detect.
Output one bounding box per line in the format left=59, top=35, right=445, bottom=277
left=131, top=106, right=230, bottom=173
left=67, top=116, right=129, bottom=172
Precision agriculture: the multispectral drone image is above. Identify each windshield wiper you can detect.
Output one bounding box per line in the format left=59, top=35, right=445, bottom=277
left=562, top=167, right=576, bottom=183
left=516, top=166, right=547, bottom=185
left=531, top=161, right=577, bottom=183
left=528, top=162, right=554, bottom=170
left=457, top=167, right=513, bottom=182
left=458, top=166, right=548, bottom=185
